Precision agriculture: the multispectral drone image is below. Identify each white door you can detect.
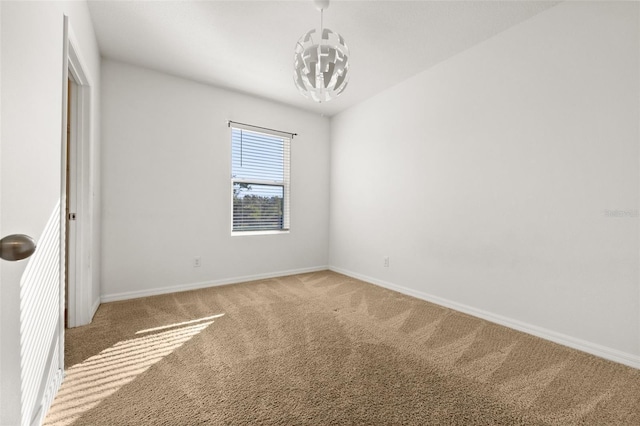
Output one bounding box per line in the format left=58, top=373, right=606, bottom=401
left=0, top=8, right=69, bottom=426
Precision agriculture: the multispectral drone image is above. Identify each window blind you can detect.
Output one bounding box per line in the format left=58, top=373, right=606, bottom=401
left=231, top=127, right=290, bottom=232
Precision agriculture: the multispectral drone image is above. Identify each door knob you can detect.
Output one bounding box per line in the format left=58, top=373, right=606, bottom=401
left=0, top=234, right=36, bottom=261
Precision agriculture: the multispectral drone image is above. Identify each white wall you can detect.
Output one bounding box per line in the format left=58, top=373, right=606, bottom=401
left=100, top=60, right=330, bottom=300
left=0, top=1, right=100, bottom=424
left=330, top=1, right=639, bottom=366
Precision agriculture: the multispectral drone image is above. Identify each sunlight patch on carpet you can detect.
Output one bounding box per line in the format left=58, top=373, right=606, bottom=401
left=136, top=313, right=225, bottom=334
left=44, top=317, right=221, bottom=426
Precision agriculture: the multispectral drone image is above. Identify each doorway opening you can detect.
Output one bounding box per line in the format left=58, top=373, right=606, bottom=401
left=64, top=36, right=93, bottom=329
left=65, top=76, right=76, bottom=328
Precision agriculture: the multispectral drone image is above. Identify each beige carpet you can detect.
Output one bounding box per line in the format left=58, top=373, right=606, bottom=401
left=45, top=271, right=639, bottom=425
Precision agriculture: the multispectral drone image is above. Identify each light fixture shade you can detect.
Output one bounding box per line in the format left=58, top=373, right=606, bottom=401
left=294, top=28, right=349, bottom=103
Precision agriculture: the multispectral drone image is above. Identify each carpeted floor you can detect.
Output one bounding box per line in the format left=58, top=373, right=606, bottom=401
left=45, top=271, right=640, bottom=425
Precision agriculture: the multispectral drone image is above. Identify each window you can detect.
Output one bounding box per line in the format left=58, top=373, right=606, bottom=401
left=231, top=125, right=290, bottom=233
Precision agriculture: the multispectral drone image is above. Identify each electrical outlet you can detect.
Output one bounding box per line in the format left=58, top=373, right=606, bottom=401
left=194, top=256, right=201, bottom=268
left=384, top=256, right=390, bottom=267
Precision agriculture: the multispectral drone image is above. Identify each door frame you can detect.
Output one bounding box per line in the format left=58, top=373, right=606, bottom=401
left=65, top=25, right=93, bottom=328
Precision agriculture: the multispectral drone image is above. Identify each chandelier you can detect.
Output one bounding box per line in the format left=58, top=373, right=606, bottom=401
left=293, top=0, right=350, bottom=103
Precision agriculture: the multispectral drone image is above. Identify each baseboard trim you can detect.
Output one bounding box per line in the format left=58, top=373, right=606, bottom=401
left=33, top=362, right=63, bottom=426
left=100, top=266, right=329, bottom=303
left=329, top=266, right=640, bottom=370
left=90, top=297, right=100, bottom=319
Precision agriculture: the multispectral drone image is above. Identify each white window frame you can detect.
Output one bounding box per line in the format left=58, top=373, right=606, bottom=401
left=230, top=124, right=291, bottom=236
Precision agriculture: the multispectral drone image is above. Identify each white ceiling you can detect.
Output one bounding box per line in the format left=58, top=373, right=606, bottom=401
left=87, top=0, right=560, bottom=117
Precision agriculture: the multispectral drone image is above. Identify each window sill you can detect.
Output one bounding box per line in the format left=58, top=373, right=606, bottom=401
left=231, top=230, right=290, bottom=237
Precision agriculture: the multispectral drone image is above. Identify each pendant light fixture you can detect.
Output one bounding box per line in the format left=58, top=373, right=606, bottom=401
left=293, top=0, right=350, bottom=103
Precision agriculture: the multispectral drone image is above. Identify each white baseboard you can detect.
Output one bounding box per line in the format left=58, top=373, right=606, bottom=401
left=32, top=361, right=63, bottom=426
left=90, top=297, right=100, bottom=319
left=100, top=265, right=329, bottom=303
left=329, top=266, right=640, bottom=370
